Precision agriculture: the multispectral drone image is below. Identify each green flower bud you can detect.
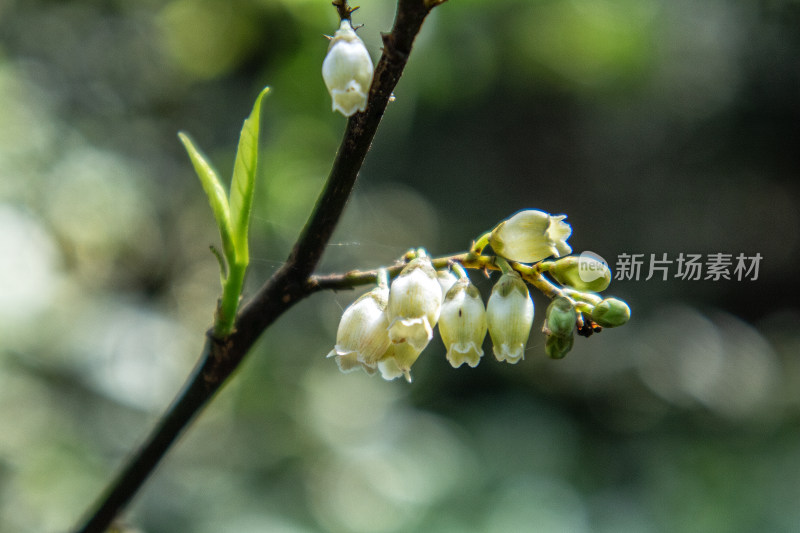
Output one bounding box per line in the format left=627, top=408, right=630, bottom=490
left=327, top=284, right=391, bottom=373
left=439, top=277, right=487, bottom=368
left=489, top=209, right=572, bottom=263
left=486, top=271, right=534, bottom=364
left=543, top=297, right=577, bottom=338
left=549, top=254, right=611, bottom=292
left=589, top=298, right=631, bottom=328
left=387, top=255, right=443, bottom=351
left=545, top=332, right=574, bottom=359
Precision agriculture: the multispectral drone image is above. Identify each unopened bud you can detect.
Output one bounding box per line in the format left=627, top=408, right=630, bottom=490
left=589, top=298, right=631, bottom=328
left=549, top=254, right=611, bottom=292
left=545, top=332, right=574, bottom=359
left=543, top=297, right=577, bottom=338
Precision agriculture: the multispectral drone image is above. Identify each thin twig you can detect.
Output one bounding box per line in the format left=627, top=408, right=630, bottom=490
left=71, top=1, right=439, bottom=532
left=332, top=0, right=358, bottom=21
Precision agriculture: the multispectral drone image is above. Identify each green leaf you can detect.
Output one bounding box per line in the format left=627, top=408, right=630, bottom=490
left=229, top=86, right=270, bottom=265
left=178, top=131, right=235, bottom=265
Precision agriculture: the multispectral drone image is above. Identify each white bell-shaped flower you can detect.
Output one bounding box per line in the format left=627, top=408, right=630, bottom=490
left=377, top=342, right=423, bottom=383
left=321, top=19, right=374, bottom=117
left=387, top=256, right=443, bottom=351
left=326, top=284, right=391, bottom=373
left=439, top=277, right=487, bottom=368
left=486, top=271, right=534, bottom=364
left=437, top=269, right=458, bottom=297
left=334, top=352, right=379, bottom=375
left=489, top=209, right=572, bottom=263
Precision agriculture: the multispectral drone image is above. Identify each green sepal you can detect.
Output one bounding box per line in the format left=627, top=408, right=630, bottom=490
left=178, top=131, right=234, bottom=265
left=229, top=86, right=270, bottom=265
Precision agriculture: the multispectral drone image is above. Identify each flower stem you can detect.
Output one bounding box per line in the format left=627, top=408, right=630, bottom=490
left=471, top=232, right=491, bottom=255
left=314, top=251, right=563, bottom=301
left=574, top=301, right=596, bottom=315
left=495, top=256, right=514, bottom=275
left=561, top=288, right=602, bottom=305
left=451, top=262, right=468, bottom=279
left=376, top=268, right=389, bottom=289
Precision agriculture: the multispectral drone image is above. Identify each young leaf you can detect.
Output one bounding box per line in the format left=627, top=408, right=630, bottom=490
left=229, top=86, right=270, bottom=265
left=178, top=132, right=235, bottom=265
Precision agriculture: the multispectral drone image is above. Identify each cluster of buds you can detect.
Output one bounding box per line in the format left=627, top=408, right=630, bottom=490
left=326, top=209, right=631, bottom=382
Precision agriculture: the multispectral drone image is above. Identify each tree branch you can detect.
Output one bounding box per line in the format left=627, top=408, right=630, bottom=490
left=72, top=1, right=440, bottom=532
left=307, top=252, right=564, bottom=299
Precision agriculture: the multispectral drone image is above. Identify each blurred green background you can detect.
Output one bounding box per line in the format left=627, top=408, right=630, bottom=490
left=1, top=0, right=799, bottom=531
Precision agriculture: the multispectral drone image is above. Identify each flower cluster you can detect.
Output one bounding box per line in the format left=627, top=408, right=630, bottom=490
left=328, top=255, right=447, bottom=382
left=326, top=209, right=631, bottom=382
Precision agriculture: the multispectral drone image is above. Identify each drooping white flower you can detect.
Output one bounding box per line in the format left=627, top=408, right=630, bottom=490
left=489, top=209, right=572, bottom=263
left=377, top=342, right=423, bottom=383
left=438, top=277, right=487, bottom=368
left=334, top=351, right=379, bottom=375
left=486, top=271, right=534, bottom=364
left=326, top=284, right=391, bottom=373
left=387, top=256, right=443, bottom=351
left=437, top=269, right=458, bottom=297
left=321, top=19, right=374, bottom=117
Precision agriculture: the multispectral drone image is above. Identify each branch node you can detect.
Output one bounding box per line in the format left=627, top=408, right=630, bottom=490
left=332, top=0, right=359, bottom=21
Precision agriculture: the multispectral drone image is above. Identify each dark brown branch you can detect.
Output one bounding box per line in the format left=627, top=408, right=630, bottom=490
left=286, top=0, right=431, bottom=281
left=72, top=1, right=439, bottom=532
left=72, top=342, right=215, bottom=533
